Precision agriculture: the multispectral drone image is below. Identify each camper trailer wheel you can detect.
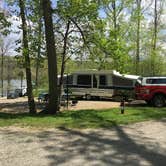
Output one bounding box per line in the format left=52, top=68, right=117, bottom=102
left=86, top=94, right=91, bottom=100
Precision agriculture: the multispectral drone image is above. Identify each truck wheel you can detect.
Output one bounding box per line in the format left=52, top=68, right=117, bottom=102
left=152, top=95, right=165, bottom=107
left=86, top=94, right=91, bottom=100
left=145, top=100, right=152, bottom=106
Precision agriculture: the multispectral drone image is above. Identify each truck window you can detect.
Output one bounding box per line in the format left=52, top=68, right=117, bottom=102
left=77, top=75, right=91, bottom=86
left=99, top=75, right=106, bottom=86
left=146, top=79, right=153, bottom=84
left=159, top=79, right=166, bottom=84
left=146, top=79, right=166, bottom=84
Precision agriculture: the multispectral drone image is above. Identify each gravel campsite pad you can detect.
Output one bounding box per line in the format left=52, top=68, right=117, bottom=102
left=0, top=120, right=166, bottom=166
left=0, top=97, right=120, bottom=113
left=0, top=97, right=166, bottom=165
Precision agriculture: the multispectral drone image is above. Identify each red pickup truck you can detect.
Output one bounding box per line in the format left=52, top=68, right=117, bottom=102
left=135, top=77, right=166, bottom=107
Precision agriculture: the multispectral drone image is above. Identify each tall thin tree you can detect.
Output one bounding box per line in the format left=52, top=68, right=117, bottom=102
left=151, top=0, right=158, bottom=76
left=135, top=0, right=142, bottom=74
left=0, top=46, right=4, bottom=97
left=19, top=0, right=36, bottom=114
left=0, top=11, right=11, bottom=97
left=35, top=0, right=43, bottom=88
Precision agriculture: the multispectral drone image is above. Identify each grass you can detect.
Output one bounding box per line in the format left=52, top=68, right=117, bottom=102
left=0, top=107, right=166, bottom=129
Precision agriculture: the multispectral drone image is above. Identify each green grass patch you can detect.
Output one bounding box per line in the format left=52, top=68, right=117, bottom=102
left=0, top=107, right=166, bottom=129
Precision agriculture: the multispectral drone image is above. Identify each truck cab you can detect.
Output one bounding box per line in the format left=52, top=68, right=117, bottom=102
left=135, top=77, right=166, bottom=107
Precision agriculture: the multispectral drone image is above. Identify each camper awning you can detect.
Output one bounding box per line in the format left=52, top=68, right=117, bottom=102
left=113, top=70, right=139, bottom=80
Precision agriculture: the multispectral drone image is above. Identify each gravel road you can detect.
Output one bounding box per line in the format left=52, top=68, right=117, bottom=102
left=0, top=119, right=166, bottom=166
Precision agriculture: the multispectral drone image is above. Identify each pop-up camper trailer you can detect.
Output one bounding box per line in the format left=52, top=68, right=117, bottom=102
left=66, top=70, right=139, bottom=100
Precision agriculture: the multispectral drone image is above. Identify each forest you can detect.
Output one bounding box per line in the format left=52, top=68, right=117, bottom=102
left=0, top=0, right=166, bottom=113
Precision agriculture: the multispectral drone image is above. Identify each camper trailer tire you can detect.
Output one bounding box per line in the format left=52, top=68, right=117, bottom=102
left=85, top=94, right=91, bottom=100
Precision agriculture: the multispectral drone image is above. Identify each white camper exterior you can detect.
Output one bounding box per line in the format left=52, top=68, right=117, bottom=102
left=67, top=70, right=139, bottom=100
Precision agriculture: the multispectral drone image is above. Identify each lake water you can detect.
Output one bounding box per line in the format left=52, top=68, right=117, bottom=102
left=0, top=79, right=27, bottom=96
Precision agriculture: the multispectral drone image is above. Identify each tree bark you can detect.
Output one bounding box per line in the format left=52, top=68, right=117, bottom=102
left=7, top=57, right=11, bottom=95
left=59, top=20, right=70, bottom=106
left=136, top=0, right=141, bottom=74
left=1, top=52, right=4, bottom=97
left=35, top=0, right=42, bottom=88
left=42, top=0, right=59, bottom=114
left=19, top=0, right=36, bottom=114
left=151, top=0, right=158, bottom=76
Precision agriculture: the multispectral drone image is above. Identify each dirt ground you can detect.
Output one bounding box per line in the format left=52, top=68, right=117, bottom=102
left=0, top=97, right=166, bottom=165
left=0, top=120, right=166, bottom=166
left=0, top=97, right=120, bottom=113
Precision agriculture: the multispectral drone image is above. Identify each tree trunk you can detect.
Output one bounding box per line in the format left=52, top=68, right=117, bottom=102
left=1, top=53, right=4, bottom=97
left=19, top=0, right=36, bottom=114
left=42, top=0, right=59, bottom=114
left=35, top=0, right=42, bottom=88
left=151, top=0, right=158, bottom=76
left=7, top=57, right=11, bottom=96
left=136, top=0, right=141, bottom=74
left=59, top=21, right=70, bottom=107
left=112, top=0, right=119, bottom=71
left=21, top=73, right=23, bottom=90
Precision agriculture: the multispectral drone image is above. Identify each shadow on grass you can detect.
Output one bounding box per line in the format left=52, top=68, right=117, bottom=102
left=0, top=107, right=166, bottom=128
left=0, top=108, right=116, bottom=128
left=127, top=107, right=166, bottom=120
left=0, top=98, right=166, bottom=128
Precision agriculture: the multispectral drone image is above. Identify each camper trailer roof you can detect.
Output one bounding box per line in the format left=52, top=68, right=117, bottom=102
left=72, top=70, right=114, bottom=75
left=71, top=70, right=139, bottom=80
left=113, top=70, right=139, bottom=80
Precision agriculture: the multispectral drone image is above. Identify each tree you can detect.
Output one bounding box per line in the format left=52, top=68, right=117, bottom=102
left=135, top=0, right=142, bottom=74
left=58, top=20, right=71, bottom=105
left=53, top=0, right=99, bottom=105
left=0, top=39, right=14, bottom=97
left=151, top=0, right=161, bottom=76
left=0, top=9, right=11, bottom=97
left=19, top=0, right=36, bottom=114
left=42, top=0, right=59, bottom=114
left=0, top=39, right=5, bottom=97
left=0, top=9, right=11, bottom=36
left=35, top=0, right=43, bottom=88
left=24, top=0, right=45, bottom=88
left=90, top=0, right=132, bottom=72
left=18, top=71, right=24, bottom=90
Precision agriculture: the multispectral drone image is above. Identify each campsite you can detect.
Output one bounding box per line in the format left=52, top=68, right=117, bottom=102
left=0, top=0, right=166, bottom=166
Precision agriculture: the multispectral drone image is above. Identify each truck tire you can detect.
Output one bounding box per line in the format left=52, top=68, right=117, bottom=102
left=145, top=100, right=152, bottom=106
left=152, top=94, right=165, bottom=107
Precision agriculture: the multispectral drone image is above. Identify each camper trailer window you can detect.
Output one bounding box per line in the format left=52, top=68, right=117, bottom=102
left=67, top=75, right=73, bottom=85
left=77, top=75, right=91, bottom=86
left=93, top=75, right=97, bottom=88
left=100, top=75, right=106, bottom=86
